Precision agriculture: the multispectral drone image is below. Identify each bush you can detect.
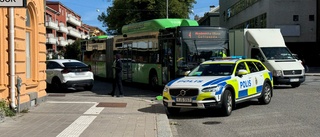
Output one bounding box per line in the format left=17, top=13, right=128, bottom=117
left=0, top=100, right=16, bottom=117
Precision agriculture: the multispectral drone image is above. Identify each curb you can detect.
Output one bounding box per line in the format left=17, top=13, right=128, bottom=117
left=305, top=73, right=320, bottom=76
left=127, top=97, right=173, bottom=137
left=157, top=114, right=173, bottom=137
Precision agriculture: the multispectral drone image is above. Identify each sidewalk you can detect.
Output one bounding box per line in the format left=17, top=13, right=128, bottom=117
left=305, top=67, right=320, bottom=76
left=0, top=81, right=172, bottom=137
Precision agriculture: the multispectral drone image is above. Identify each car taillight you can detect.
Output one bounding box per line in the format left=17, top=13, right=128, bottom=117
left=61, top=69, right=69, bottom=74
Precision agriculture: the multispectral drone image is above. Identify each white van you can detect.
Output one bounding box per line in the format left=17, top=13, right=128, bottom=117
left=229, top=29, right=305, bottom=87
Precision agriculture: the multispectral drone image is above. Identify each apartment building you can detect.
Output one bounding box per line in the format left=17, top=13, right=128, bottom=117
left=0, top=0, right=47, bottom=112
left=83, top=24, right=107, bottom=37
left=198, top=5, right=220, bottom=27
left=46, top=1, right=90, bottom=59
left=219, top=0, right=318, bottom=66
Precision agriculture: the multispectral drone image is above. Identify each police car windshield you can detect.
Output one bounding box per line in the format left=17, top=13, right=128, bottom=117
left=188, top=63, right=235, bottom=76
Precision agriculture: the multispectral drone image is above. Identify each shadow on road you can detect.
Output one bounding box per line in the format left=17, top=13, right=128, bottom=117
left=138, top=102, right=166, bottom=114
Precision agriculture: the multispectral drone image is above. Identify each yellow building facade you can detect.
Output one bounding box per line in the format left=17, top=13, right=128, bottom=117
left=0, top=0, right=47, bottom=111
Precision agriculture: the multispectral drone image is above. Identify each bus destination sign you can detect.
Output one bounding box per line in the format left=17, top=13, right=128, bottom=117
left=182, top=30, right=227, bottom=39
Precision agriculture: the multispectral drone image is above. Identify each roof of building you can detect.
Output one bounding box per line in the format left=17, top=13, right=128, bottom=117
left=46, top=1, right=80, bottom=18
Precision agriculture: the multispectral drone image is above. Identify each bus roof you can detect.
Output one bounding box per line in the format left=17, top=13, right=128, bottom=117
left=122, top=18, right=199, bottom=34
left=90, top=35, right=108, bottom=40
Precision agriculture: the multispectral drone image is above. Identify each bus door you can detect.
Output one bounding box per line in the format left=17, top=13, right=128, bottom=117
left=122, top=42, right=133, bottom=82
left=159, top=38, right=175, bottom=84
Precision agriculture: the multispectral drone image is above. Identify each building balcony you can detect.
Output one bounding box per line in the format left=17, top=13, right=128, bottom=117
left=81, top=32, right=90, bottom=39
left=67, top=39, right=75, bottom=45
left=46, top=37, right=58, bottom=45
left=46, top=34, right=58, bottom=44
left=66, top=14, right=81, bottom=27
left=67, top=27, right=81, bottom=38
left=58, top=37, right=68, bottom=47
left=58, top=23, right=69, bottom=34
left=45, top=20, right=59, bottom=30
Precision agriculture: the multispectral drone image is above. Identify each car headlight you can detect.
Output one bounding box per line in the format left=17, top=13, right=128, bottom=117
left=163, top=86, right=169, bottom=93
left=273, top=70, right=283, bottom=77
left=202, top=86, right=221, bottom=92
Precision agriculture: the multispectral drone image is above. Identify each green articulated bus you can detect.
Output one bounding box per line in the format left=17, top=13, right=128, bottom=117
left=113, top=18, right=229, bottom=88
left=83, top=35, right=114, bottom=79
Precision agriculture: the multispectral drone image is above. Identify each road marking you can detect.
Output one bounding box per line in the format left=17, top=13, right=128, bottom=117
left=47, top=101, right=97, bottom=104
left=51, top=102, right=104, bottom=136
left=56, top=116, right=96, bottom=137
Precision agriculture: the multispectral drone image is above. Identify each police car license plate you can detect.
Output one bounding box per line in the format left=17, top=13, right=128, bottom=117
left=290, top=78, right=299, bottom=82
left=176, top=97, right=192, bottom=102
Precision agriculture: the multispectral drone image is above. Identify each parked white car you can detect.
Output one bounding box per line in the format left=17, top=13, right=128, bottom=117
left=46, top=59, right=94, bottom=91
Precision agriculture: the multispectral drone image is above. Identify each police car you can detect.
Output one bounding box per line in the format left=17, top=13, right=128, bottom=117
left=162, top=57, right=273, bottom=116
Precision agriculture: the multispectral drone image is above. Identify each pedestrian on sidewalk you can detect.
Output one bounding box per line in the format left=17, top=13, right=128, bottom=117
left=108, top=54, right=124, bottom=97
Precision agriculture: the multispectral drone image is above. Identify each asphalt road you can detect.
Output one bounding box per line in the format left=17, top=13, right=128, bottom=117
left=168, top=76, right=320, bottom=137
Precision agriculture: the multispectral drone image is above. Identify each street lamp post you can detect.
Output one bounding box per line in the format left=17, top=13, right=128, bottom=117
left=166, top=0, right=168, bottom=18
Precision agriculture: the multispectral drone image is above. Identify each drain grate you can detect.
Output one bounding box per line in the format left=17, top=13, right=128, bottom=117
left=96, top=102, right=127, bottom=108
left=203, top=121, right=221, bottom=125
left=48, top=94, right=66, bottom=97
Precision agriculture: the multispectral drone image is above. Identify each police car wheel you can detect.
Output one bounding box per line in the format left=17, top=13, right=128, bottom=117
left=258, top=82, right=272, bottom=104
left=221, top=89, right=232, bottom=116
left=166, top=107, right=180, bottom=115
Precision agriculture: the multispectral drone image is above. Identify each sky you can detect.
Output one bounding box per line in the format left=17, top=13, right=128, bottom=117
left=50, top=0, right=219, bottom=32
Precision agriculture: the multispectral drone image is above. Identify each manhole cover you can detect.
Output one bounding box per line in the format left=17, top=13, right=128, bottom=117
left=96, top=102, right=127, bottom=108
left=48, top=94, right=66, bottom=97
left=203, top=121, right=221, bottom=125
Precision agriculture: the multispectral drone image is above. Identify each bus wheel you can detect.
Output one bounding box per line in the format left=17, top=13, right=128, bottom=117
left=149, top=73, right=158, bottom=88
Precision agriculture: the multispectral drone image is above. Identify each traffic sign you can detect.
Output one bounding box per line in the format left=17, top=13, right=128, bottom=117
left=0, top=0, right=26, bottom=7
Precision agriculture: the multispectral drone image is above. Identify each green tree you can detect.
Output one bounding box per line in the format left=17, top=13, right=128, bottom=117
left=64, top=39, right=82, bottom=60
left=98, top=0, right=196, bottom=34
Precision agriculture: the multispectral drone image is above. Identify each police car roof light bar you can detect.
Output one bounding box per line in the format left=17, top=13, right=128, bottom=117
left=213, top=56, right=246, bottom=60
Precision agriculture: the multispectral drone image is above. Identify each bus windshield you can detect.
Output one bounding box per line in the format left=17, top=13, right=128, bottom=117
left=177, top=39, right=228, bottom=69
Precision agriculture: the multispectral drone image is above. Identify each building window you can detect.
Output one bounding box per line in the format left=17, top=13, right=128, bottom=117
left=26, top=9, right=30, bottom=27
left=309, top=15, right=314, bottom=21
left=26, top=8, right=33, bottom=79
left=293, top=15, right=299, bottom=21
left=26, top=32, right=31, bottom=78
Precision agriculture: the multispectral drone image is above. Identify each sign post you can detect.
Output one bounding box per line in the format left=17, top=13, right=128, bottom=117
left=1, top=0, right=27, bottom=111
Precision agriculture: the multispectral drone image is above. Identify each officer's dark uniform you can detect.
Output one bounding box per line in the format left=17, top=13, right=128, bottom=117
left=110, top=54, right=123, bottom=97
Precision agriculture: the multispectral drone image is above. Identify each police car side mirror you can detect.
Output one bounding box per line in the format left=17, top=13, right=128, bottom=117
left=237, top=69, right=248, bottom=76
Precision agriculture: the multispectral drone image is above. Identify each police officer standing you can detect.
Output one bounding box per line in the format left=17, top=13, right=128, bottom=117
left=108, top=54, right=124, bottom=97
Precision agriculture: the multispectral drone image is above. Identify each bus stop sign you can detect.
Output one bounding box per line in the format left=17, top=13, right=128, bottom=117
left=0, top=0, right=26, bottom=7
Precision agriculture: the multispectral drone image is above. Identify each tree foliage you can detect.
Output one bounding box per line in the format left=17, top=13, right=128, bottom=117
left=64, top=39, right=82, bottom=60
left=98, top=0, right=196, bottom=34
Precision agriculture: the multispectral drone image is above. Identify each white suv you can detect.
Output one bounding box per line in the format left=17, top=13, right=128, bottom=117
left=46, top=59, right=94, bottom=91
